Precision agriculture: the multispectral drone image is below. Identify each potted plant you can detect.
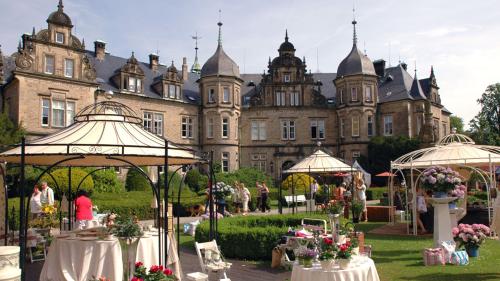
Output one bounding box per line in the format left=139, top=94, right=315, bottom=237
left=326, top=200, right=344, bottom=236
left=132, top=261, right=177, bottom=280
left=31, top=204, right=59, bottom=238
left=350, top=236, right=359, bottom=255
left=452, top=223, right=490, bottom=257
left=318, top=238, right=337, bottom=271
left=296, top=248, right=317, bottom=268
left=449, top=184, right=467, bottom=208
left=351, top=201, right=364, bottom=223
left=336, top=242, right=353, bottom=270
left=420, top=166, right=462, bottom=197
left=111, top=216, right=143, bottom=280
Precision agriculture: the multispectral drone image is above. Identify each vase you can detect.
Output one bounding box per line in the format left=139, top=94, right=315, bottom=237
left=338, top=235, right=346, bottom=244
left=328, top=213, right=340, bottom=237
left=320, top=260, right=334, bottom=271
left=302, top=258, right=313, bottom=268
left=433, top=192, right=447, bottom=198
left=297, top=257, right=304, bottom=265
left=466, top=245, right=479, bottom=257
left=449, top=202, right=457, bottom=209
left=352, top=247, right=359, bottom=256
left=338, top=259, right=350, bottom=269
left=119, top=237, right=139, bottom=281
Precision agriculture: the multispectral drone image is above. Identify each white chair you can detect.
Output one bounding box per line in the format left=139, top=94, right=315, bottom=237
left=195, top=240, right=231, bottom=280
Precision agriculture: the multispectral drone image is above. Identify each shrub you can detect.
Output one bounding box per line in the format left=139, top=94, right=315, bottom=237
left=40, top=167, right=94, bottom=196
left=89, top=168, right=124, bottom=193
left=92, top=191, right=154, bottom=220
left=185, top=168, right=204, bottom=192
left=366, top=187, right=388, bottom=200
left=125, top=167, right=150, bottom=191
left=6, top=165, right=42, bottom=197
left=281, top=173, right=316, bottom=195
left=195, top=214, right=338, bottom=260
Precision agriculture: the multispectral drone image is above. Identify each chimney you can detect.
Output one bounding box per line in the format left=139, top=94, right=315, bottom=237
left=401, top=62, right=408, bottom=71
left=182, top=57, right=188, bottom=81
left=149, top=53, right=159, bottom=72
left=94, top=40, right=106, bottom=61
left=373, top=59, right=386, bottom=77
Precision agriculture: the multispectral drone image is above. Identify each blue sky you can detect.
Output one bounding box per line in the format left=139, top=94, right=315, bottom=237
left=1, top=0, right=499, bottom=126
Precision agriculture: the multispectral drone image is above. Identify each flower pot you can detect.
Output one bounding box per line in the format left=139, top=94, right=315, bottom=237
left=320, top=260, right=335, bottom=271
left=338, top=259, right=350, bottom=269
left=466, top=245, right=479, bottom=257
left=302, top=258, right=313, bottom=268
left=449, top=202, right=457, bottom=209
left=297, top=257, right=304, bottom=265
left=433, top=192, right=447, bottom=198
left=352, top=246, right=359, bottom=256
left=337, top=235, right=346, bottom=244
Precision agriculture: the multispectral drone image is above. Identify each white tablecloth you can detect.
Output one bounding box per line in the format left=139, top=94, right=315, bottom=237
left=291, top=256, right=380, bottom=281
left=39, top=237, right=122, bottom=281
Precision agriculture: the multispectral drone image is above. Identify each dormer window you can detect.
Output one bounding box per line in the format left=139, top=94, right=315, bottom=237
left=127, top=77, right=142, bottom=93
left=55, top=32, right=65, bottom=44
left=284, top=74, right=291, bottom=83
left=168, top=85, right=176, bottom=98
left=176, top=85, right=181, bottom=99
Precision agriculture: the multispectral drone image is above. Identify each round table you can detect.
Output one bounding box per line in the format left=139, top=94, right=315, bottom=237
left=39, top=237, right=122, bottom=281
left=291, top=256, right=380, bottom=281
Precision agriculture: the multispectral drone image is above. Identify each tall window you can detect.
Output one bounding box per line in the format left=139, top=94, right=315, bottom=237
left=339, top=89, right=344, bottom=104
left=281, top=120, right=295, bottom=140
left=153, top=113, right=163, bottom=136
left=41, top=99, right=50, bottom=126
left=384, top=115, right=393, bottom=136
left=128, top=77, right=142, bottom=93
left=235, top=89, right=240, bottom=105
left=365, top=86, right=373, bottom=102
left=251, top=120, right=267, bottom=140
left=351, top=116, right=360, bottom=137
left=222, top=118, right=229, bottom=138
left=290, top=92, right=300, bottom=106
left=51, top=100, right=65, bottom=127
left=64, top=59, right=74, bottom=78
left=208, top=89, right=215, bottom=103
left=176, top=85, right=181, bottom=99
left=367, top=116, right=374, bottom=137
left=66, top=101, right=75, bottom=126
left=181, top=116, right=193, bottom=138
left=143, top=112, right=152, bottom=132
left=275, top=92, right=286, bottom=106
left=340, top=119, right=345, bottom=138
left=251, top=154, right=267, bottom=172
left=168, top=84, right=176, bottom=98
left=45, top=55, right=55, bottom=74
left=55, top=32, right=65, bottom=44
left=416, top=115, right=423, bottom=135
left=223, top=87, right=230, bottom=103
left=310, top=120, right=325, bottom=139
left=351, top=87, right=358, bottom=101
left=207, top=118, right=214, bottom=138
left=221, top=152, right=229, bottom=172
left=284, top=74, right=291, bottom=83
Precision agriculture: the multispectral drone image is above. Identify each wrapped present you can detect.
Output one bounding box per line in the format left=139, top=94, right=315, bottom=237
left=423, top=248, right=445, bottom=266
left=451, top=250, right=469, bottom=266
left=440, top=240, right=456, bottom=263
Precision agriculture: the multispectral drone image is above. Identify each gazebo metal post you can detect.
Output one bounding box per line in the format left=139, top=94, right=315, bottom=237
left=410, top=161, right=417, bottom=236
left=156, top=165, right=162, bottom=266
left=292, top=173, right=295, bottom=215
left=1, top=164, right=8, bottom=246
left=19, top=138, right=26, bottom=281
left=163, top=140, right=169, bottom=267
left=308, top=166, right=311, bottom=214
left=176, top=165, right=190, bottom=256
left=278, top=171, right=282, bottom=214
left=212, top=162, right=219, bottom=240
left=68, top=167, right=72, bottom=230
left=208, top=151, right=214, bottom=240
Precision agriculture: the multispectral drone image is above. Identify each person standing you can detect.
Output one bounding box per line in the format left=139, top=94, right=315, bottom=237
left=355, top=178, right=368, bottom=222
left=74, top=190, right=93, bottom=230
left=255, top=181, right=262, bottom=212
left=39, top=181, right=54, bottom=206
left=241, top=183, right=251, bottom=216
left=260, top=182, right=270, bottom=213
left=310, top=180, right=319, bottom=200
left=30, top=185, right=42, bottom=219
left=232, top=181, right=242, bottom=214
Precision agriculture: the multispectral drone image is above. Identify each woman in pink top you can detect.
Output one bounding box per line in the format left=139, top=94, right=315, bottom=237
left=75, top=190, right=93, bottom=229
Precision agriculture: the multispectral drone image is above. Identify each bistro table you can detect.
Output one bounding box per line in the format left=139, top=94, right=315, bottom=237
left=39, top=236, right=122, bottom=281
left=291, top=256, right=380, bottom=281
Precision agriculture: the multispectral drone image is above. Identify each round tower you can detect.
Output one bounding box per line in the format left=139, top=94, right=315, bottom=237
left=199, top=20, right=242, bottom=172
left=333, top=16, right=378, bottom=162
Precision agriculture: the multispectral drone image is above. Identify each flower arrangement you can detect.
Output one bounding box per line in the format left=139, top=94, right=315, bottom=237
left=111, top=216, right=143, bottom=239
left=450, top=184, right=467, bottom=198
left=336, top=242, right=353, bottom=260
left=326, top=200, right=344, bottom=215
left=421, top=166, right=462, bottom=193
left=452, top=223, right=490, bottom=249
left=132, top=262, right=177, bottom=281
left=210, top=182, right=234, bottom=200
left=318, top=238, right=337, bottom=261
left=31, top=203, right=58, bottom=229
left=297, top=248, right=317, bottom=260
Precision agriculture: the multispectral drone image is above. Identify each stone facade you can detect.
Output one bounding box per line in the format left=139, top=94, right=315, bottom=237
left=0, top=1, right=451, bottom=181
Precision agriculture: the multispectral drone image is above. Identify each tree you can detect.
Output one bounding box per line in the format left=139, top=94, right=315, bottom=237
left=41, top=167, right=94, bottom=196
left=0, top=109, right=25, bottom=152
left=468, top=83, right=500, bottom=145
left=88, top=168, right=124, bottom=193
left=125, top=167, right=150, bottom=191
left=450, top=115, right=464, bottom=133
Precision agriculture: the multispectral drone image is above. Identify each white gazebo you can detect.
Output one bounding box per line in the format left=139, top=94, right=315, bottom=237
left=283, top=149, right=353, bottom=174
left=390, top=133, right=500, bottom=236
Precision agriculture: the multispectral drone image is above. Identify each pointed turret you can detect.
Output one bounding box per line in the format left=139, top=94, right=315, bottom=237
left=409, top=72, right=426, bottom=100
left=47, top=0, right=73, bottom=28
left=190, top=33, right=201, bottom=74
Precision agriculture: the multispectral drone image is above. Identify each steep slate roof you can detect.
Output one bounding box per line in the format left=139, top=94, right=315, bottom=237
left=336, top=45, right=376, bottom=78
left=378, top=64, right=415, bottom=103
left=419, top=78, right=431, bottom=98
left=86, top=51, right=200, bottom=105
left=200, top=45, right=240, bottom=78
left=409, top=76, right=427, bottom=100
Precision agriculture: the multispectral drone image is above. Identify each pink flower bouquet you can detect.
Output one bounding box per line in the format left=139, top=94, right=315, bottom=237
left=452, top=223, right=490, bottom=249
left=421, top=166, right=462, bottom=193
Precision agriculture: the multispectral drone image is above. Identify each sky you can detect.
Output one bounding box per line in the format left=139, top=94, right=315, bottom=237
left=1, top=0, right=499, bottom=126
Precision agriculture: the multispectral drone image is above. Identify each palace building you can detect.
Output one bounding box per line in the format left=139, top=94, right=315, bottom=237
left=0, top=1, right=451, bottom=180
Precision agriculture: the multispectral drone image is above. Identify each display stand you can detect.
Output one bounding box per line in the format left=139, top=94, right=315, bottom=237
left=449, top=207, right=464, bottom=228
left=429, top=197, right=456, bottom=247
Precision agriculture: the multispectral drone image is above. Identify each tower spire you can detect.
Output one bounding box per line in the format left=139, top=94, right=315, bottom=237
left=191, top=32, right=201, bottom=74
left=217, top=9, right=223, bottom=47
left=352, top=5, right=357, bottom=46
left=285, top=29, right=289, bottom=42
left=58, top=0, right=64, bottom=11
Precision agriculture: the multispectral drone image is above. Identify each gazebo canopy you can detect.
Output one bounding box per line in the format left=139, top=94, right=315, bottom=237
left=392, top=133, right=500, bottom=169
left=283, top=149, right=353, bottom=174
left=0, top=101, right=200, bottom=166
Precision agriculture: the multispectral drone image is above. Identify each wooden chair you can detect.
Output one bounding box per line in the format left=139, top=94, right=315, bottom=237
left=195, top=240, right=232, bottom=280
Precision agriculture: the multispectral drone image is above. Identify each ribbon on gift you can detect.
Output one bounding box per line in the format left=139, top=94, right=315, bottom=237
left=423, top=248, right=445, bottom=266
left=440, top=240, right=456, bottom=263
left=451, top=250, right=469, bottom=266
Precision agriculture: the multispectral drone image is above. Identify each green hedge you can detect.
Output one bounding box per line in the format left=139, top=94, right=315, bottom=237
left=125, top=167, right=150, bottom=191
left=366, top=187, right=388, bottom=201
left=41, top=167, right=94, bottom=195
left=195, top=214, right=337, bottom=260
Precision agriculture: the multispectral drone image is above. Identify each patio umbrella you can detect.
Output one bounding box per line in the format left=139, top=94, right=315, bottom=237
left=333, top=172, right=348, bottom=177
left=376, top=172, right=395, bottom=177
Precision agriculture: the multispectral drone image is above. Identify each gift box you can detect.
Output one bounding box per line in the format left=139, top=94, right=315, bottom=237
left=451, top=250, right=469, bottom=266
left=440, top=240, right=456, bottom=263
left=423, top=248, right=445, bottom=266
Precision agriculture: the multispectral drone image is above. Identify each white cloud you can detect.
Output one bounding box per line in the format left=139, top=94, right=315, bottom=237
left=416, top=27, right=470, bottom=38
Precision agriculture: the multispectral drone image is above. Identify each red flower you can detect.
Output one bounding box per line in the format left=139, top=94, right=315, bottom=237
left=340, top=244, right=348, bottom=251
left=150, top=265, right=161, bottom=273
left=345, top=241, right=352, bottom=247
left=163, top=268, right=173, bottom=275
left=131, top=277, right=143, bottom=281
left=135, top=261, right=143, bottom=268
left=323, top=238, right=333, bottom=245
